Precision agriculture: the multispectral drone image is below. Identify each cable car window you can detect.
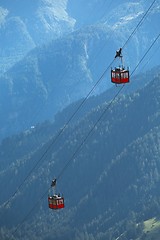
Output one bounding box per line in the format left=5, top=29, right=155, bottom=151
left=116, top=73, right=120, bottom=78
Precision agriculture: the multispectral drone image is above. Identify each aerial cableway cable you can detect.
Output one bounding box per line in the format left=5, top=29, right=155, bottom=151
left=1, top=59, right=115, bottom=211
left=141, top=41, right=160, bottom=72
left=1, top=0, right=157, bottom=213
left=0, top=0, right=113, bottom=196
left=122, top=0, right=157, bottom=50
left=13, top=30, right=160, bottom=236
left=55, top=35, right=160, bottom=183
left=131, top=33, right=160, bottom=76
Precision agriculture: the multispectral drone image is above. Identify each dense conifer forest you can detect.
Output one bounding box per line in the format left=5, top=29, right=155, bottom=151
left=0, top=69, right=160, bottom=239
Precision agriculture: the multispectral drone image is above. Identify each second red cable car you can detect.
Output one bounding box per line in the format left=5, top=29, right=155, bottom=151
left=111, top=48, right=129, bottom=84
left=48, top=194, right=64, bottom=210
left=111, top=67, right=129, bottom=84
left=48, top=179, right=64, bottom=210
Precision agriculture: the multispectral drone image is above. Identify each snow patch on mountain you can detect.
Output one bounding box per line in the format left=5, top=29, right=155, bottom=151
left=120, top=11, right=144, bottom=23
left=104, top=2, right=144, bottom=27
left=38, top=0, right=76, bottom=31
left=0, top=7, right=8, bottom=24
left=112, top=11, right=144, bottom=30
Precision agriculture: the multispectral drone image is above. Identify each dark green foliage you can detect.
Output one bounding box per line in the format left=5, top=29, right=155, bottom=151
left=1, top=70, right=160, bottom=239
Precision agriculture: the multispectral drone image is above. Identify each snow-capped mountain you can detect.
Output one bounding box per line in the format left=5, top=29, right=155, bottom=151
left=0, top=0, right=159, bottom=74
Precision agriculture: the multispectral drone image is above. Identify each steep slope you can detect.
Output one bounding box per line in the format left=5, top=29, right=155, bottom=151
left=1, top=72, right=160, bottom=239
left=1, top=17, right=160, bottom=141
left=0, top=0, right=75, bottom=43
left=0, top=0, right=75, bottom=74
left=0, top=24, right=116, bottom=140
left=0, top=0, right=159, bottom=141
left=0, top=14, right=35, bottom=74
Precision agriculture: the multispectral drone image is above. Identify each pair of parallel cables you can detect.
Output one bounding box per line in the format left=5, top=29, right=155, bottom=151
left=2, top=0, right=158, bottom=236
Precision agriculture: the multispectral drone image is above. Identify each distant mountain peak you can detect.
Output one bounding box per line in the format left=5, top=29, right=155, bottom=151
left=37, top=0, right=75, bottom=32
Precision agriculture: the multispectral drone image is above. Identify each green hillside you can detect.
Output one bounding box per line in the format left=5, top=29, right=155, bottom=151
left=1, top=71, right=160, bottom=239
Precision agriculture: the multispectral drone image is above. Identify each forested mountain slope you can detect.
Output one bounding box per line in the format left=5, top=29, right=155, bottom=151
left=0, top=0, right=159, bottom=140
left=0, top=71, right=160, bottom=239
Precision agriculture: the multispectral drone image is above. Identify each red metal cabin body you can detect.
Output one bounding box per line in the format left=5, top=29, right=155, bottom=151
left=111, top=67, right=129, bottom=84
left=48, top=195, right=64, bottom=210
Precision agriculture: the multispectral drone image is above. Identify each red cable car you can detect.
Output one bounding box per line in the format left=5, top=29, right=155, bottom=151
left=48, top=194, right=64, bottom=210
left=48, top=179, right=64, bottom=210
left=111, top=48, right=129, bottom=84
left=111, top=67, right=129, bottom=84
